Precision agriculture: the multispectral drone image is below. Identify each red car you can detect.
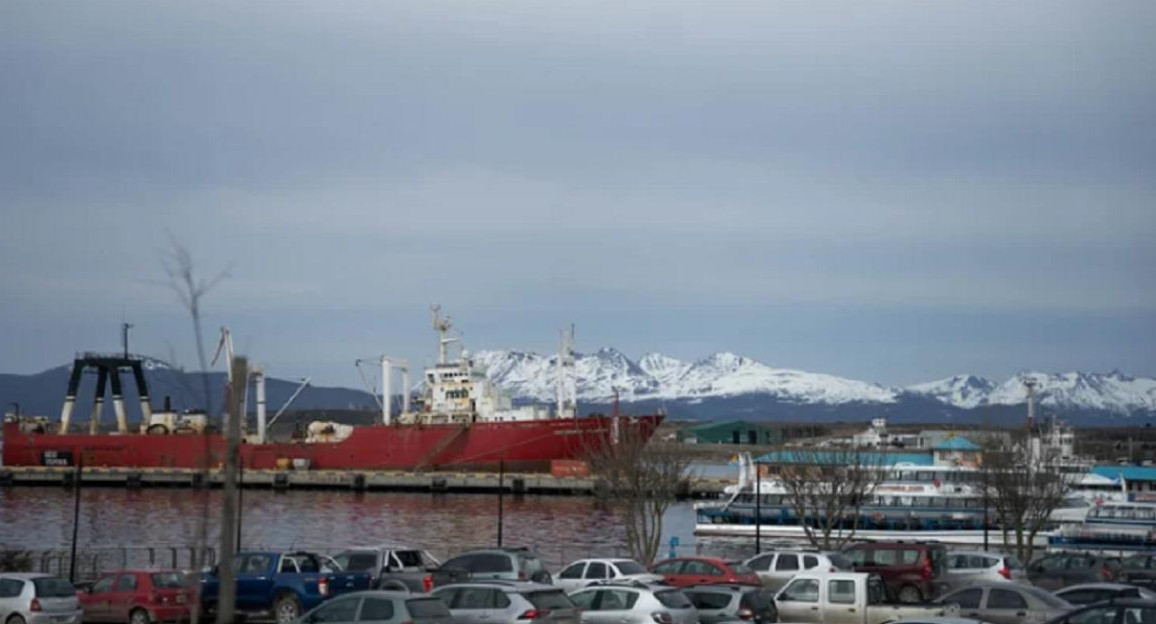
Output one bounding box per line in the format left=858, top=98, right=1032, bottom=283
left=651, top=556, right=761, bottom=587
left=79, top=570, right=194, bottom=624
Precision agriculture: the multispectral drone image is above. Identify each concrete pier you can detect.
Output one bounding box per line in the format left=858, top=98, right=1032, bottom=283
left=0, top=466, right=731, bottom=497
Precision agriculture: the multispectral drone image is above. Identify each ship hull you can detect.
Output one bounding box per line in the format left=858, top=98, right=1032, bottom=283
left=1, top=414, right=663, bottom=472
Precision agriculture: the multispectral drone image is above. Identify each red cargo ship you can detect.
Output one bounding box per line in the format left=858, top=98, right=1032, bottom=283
left=1, top=307, right=663, bottom=472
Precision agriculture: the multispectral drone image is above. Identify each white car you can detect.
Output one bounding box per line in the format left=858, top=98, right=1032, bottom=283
left=0, top=573, right=84, bottom=624
left=744, top=550, right=853, bottom=591
left=554, top=559, right=662, bottom=593
left=943, top=551, right=1028, bottom=588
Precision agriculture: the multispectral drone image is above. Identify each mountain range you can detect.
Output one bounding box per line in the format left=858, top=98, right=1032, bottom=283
left=2, top=351, right=1154, bottom=426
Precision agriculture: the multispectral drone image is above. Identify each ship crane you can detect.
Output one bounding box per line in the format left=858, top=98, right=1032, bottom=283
left=211, top=326, right=247, bottom=425
left=356, top=356, right=410, bottom=425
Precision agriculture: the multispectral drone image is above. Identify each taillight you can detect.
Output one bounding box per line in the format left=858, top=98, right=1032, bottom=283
left=1102, top=566, right=1114, bottom=580
left=519, top=609, right=549, bottom=620
left=518, top=571, right=528, bottom=581
left=319, top=576, right=330, bottom=597
left=423, top=575, right=434, bottom=593
left=737, top=608, right=755, bottom=620
left=30, top=598, right=42, bottom=612
left=998, top=566, right=1011, bottom=580
left=650, top=612, right=673, bottom=624
left=922, top=559, right=932, bottom=580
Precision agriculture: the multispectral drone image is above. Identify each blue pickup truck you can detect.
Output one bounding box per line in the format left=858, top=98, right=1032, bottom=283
left=201, top=551, right=372, bottom=623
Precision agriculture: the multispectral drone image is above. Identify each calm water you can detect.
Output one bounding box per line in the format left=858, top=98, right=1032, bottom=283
left=0, top=487, right=754, bottom=569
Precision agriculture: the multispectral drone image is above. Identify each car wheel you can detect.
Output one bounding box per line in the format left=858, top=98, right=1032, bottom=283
left=7, top=615, right=27, bottom=624
left=897, top=585, right=923, bottom=603
left=274, top=593, right=302, bottom=624
left=129, top=608, right=151, bottom=624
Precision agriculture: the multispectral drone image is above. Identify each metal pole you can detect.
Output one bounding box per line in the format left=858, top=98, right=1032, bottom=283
left=69, top=456, right=83, bottom=584
left=236, top=452, right=244, bottom=552
left=216, top=356, right=246, bottom=624
left=982, top=468, right=989, bottom=552
left=122, top=322, right=133, bottom=359
left=755, top=461, right=762, bottom=555
left=497, top=459, right=505, bottom=547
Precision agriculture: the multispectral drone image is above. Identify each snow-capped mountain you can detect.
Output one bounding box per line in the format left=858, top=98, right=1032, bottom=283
left=471, top=348, right=1156, bottom=419
left=906, top=375, right=997, bottom=410
left=474, top=349, right=896, bottom=405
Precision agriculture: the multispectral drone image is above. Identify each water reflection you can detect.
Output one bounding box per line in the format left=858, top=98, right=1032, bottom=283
left=0, top=488, right=721, bottom=567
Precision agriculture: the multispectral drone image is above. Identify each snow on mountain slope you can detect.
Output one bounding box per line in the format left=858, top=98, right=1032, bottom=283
left=906, top=375, right=997, bottom=409
left=474, top=349, right=897, bottom=404
left=983, top=371, right=1156, bottom=414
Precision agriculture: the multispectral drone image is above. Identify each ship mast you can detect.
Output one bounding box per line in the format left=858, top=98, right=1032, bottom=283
left=431, top=304, right=458, bottom=365
left=556, top=324, right=577, bottom=418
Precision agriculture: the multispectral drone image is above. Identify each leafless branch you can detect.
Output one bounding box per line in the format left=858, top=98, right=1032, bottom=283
left=774, top=448, right=885, bottom=550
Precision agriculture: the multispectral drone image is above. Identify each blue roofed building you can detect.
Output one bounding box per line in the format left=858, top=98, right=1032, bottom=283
left=932, top=436, right=983, bottom=468
left=1091, top=465, right=1156, bottom=499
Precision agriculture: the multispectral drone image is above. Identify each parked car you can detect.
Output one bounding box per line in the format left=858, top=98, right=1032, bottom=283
left=78, top=570, right=194, bottom=624
left=332, top=546, right=441, bottom=591
left=842, top=543, right=950, bottom=603
left=743, top=550, right=853, bottom=591
left=683, top=584, right=778, bottom=624
left=293, top=590, right=453, bottom=624
left=1026, top=553, right=1123, bottom=591
left=554, top=559, right=661, bottom=593
left=1039, top=597, right=1156, bottom=624
left=200, top=550, right=373, bottom=624
left=0, top=573, right=84, bottom=624
left=432, top=581, right=578, bottom=624
left=889, top=619, right=995, bottom=624
left=650, top=557, right=761, bottom=587
left=934, top=582, right=1072, bottom=624
left=943, top=551, right=1028, bottom=587
left=1054, top=583, right=1156, bottom=605
left=1118, top=553, right=1156, bottom=589
left=773, top=571, right=960, bottom=624
left=568, top=580, right=698, bottom=624
left=429, top=548, right=551, bottom=589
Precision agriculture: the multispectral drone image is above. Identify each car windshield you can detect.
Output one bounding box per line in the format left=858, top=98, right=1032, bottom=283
left=33, top=577, right=77, bottom=598
left=150, top=573, right=190, bottom=588
left=526, top=591, right=575, bottom=610
left=1025, top=586, right=1072, bottom=609
left=615, top=561, right=647, bottom=575
left=396, top=551, right=429, bottom=568
left=407, top=598, right=451, bottom=618
left=655, top=590, right=693, bottom=609
left=728, top=563, right=754, bottom=575
left=827, top=554, right=853, bottom=570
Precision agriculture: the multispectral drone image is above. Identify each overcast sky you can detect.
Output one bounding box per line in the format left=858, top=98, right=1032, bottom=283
left=2, top=1, right=1153, bottom=389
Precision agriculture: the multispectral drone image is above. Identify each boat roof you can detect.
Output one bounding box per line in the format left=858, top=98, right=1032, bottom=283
left=932, top=436, right=981, bottom=451
left=1092, top=466, right=1156, bottom=482
left=754, top=451, right=934, bottom=467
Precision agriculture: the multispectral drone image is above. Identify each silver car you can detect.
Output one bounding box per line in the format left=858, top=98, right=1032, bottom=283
left=568, top=581, right=698, bottom=624
left=743, top=550, right=853, bottom=591
left=935, top=582, right=1072, bottom=624
left=294, top=590, right=454, bottom=624
left=554, top=560, right=662, bottom=593
left=1054, top=582, right=1156, bottom=605
left=0, top=573, right=84, bottom=624
left=433, top=582, right=579, bottom=624
left=944, top=551, right=1028, bottom=588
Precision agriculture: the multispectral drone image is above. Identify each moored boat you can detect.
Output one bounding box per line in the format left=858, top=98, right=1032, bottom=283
left=1, top=307, right=663, bottom=472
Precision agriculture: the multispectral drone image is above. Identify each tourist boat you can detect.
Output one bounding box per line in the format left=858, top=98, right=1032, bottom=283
left=0, top=306, right=662, bottom=472
left=1049, top=501, right=1156, bottom=552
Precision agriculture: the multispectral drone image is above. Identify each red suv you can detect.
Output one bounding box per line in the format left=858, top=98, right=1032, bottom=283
left=650, top=556, right=761, bottom=587
left=78, top=570, right=193, bottom=624
left=841, top=543, right=948, bottom=603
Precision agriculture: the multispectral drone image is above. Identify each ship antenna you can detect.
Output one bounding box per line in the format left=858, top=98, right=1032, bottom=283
left=431, top=304, right=455, bottom=365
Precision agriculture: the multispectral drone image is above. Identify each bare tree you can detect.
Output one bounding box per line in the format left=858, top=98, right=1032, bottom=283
left=586, top=424, right=690, bottom=565
left=158, top=237, right=230, bottom=624
left=773, top=448, right=886, bottom=550
left=978, top=430, right=1068, bottom=563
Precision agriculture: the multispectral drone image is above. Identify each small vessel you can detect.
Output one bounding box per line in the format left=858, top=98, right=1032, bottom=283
left=1049, top=501, right=1156, bottom=552
left=1, top=306, right=663, bottom=472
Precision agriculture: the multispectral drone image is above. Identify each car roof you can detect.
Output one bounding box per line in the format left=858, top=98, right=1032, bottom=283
left=946, top=551, right=1005, bottom=557
left=343, top=545, right=426, bottom=552
left=1059, top=583, right=1142, bottom=591
left=436, top=581, right=556, bottom=592
left=658, top=556, right=728, bottom=564
left=684, top=584, right=758, bottom=594
left=331, top=590, right=420, bottom=600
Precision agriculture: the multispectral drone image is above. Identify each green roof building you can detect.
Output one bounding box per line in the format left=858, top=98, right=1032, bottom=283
left=678, top=420, right=781, bottom=445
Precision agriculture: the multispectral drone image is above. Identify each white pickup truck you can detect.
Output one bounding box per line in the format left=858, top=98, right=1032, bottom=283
left=774, top=572, right=961, bottom=624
